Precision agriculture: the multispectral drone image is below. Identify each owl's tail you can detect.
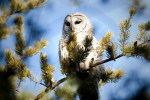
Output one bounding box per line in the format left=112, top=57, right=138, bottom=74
left=77, top=73, right=100, bottom=100
left=76, top=64, right=104, bottom=100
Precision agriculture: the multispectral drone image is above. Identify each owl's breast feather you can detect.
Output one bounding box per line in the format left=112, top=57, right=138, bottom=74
left=76, top=32, right=87, bottom=43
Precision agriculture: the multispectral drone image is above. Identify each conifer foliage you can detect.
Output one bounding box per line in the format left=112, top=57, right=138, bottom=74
left=0, top=0, right=48, bottom=99
left=0, top=0, right=150, bottom=100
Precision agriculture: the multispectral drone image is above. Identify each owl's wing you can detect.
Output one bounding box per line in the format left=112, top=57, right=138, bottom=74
left=85, top=37, right=99, bottom=63
left=59, top=37, right=69, bottom=62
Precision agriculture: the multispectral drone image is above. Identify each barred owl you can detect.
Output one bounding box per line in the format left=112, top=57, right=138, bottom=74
left=59, top=13, right=104, bottom=100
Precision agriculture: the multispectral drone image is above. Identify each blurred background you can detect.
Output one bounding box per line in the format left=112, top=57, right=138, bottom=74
left=0, top=0, right=150, bottom=99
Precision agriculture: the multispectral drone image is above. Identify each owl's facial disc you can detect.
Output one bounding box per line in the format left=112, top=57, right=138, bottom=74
left=64, top=14, right=87, bottom=33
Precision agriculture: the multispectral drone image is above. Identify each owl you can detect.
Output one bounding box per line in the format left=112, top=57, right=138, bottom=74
left=59, top=13, right=104, bottom=100
left=59, top=12, right=103, bottom=77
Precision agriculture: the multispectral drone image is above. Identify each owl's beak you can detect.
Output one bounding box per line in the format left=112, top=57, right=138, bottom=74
left=70, top=27, right=75, bottom=32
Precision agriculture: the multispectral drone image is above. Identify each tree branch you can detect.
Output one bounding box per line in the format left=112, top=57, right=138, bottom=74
left=51, top=77, right=68, bottom=90
left=89, top=39, right=150, bottom=70
left=92, top=54, right=124, bottom=68
left=139, top=39, right=150, bottom=46
left=34, top=77, right=68, bottom=100
left=28, top=77, right=47, bottom=87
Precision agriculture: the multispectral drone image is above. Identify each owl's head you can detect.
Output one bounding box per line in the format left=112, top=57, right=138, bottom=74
left=63, top=13, right=93, bottom=34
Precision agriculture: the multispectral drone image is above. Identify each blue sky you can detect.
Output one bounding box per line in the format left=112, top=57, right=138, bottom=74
left=1, top=0, right=150, bottom=99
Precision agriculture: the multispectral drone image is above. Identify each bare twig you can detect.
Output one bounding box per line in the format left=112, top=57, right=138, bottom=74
left=92, top=54, right=124, bottom=68
left=139, top=39, right=150, bottom=46
left=28, top=77, right=47, bottom=87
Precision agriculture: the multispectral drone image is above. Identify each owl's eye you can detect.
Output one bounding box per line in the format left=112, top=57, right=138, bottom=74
left=75, top=21, right=81, bottom=24
left=65, top=21, right=70, bottom=26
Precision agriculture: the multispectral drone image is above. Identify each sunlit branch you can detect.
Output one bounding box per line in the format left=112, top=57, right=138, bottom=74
left=34, top=77, right=68, bottom=100
left=28, top=77, right=47, bottom=87
left=139, top=39, right=150, bottom=46
left=92, top=54, right=124, bottom=68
